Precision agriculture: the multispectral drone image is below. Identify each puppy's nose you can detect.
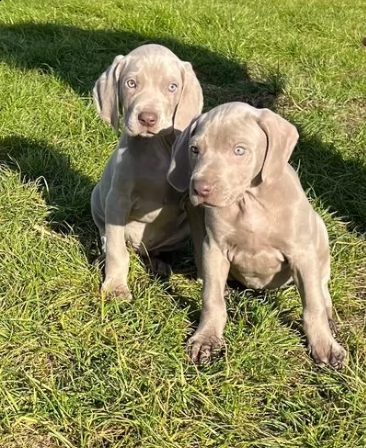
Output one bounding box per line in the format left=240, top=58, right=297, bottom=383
left=193, top=179, right=212, bottom=197
left=138, top=111, right=158, bottom=127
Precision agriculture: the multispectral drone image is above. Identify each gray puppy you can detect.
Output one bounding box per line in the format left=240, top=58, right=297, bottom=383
left=168, top=102, right=346, bottom=369
left=91, top=44, right=203, bottom=298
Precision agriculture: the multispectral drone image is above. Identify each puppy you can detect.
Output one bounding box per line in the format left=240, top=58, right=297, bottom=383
left=168, top=102, right=346, bottom=369
left=91, top=44, right=203, bottom=298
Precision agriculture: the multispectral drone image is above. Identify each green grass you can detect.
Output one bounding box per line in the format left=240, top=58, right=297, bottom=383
left=0, top=0, right=366, bottom=446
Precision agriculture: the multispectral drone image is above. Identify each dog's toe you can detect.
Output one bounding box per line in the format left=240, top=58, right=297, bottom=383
left=309, top=336, right=346, bottom=370
left=101, top=281, right=132, bottom=301
left=187, top=333, right=224, bottom=365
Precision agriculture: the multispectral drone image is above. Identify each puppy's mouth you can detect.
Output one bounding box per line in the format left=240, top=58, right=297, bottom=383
left=190, top=191, right=235, bottom=208
left=125, top=123, right=173, bottom=138
left=124, top=125, right=157, bottom=137
left=190, top=193, right=222, bottom=208
left=201, top=203, right=217, bottom=209
left=138, top=129, right=158, bottom=137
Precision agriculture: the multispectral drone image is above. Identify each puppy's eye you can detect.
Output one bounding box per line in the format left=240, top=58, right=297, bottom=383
left=234, top=146, right=245, bottom=156
left=190, top=145, right=199, bottom=155
left=168, top=83, right=178, bottom=92
left=126, top=79, right=136, bottom=88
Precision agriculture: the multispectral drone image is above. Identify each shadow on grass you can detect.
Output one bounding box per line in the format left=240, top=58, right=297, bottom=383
left=291, top=130, right=366, bottom=234
left=0, top=136, right=99, bottom=260
left=0, top=22, right=283, bottom=109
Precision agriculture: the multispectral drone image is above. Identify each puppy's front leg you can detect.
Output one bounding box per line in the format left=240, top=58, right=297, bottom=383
left=188, top=237, right=230, bottom=364
left=290, top=249, right=346, bottom=369
left=102, top=190, right=132, bottom=300
left=186, top=202, right=206, bottom=280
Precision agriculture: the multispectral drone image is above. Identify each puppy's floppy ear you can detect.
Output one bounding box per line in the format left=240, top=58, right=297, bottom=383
left=93, top=55, right=126, bottom=131
left=167, top=119, right=197, bottom=192
left=257, top=108, right=299, bottom=184
left=174, top=62, right=203, bottom=133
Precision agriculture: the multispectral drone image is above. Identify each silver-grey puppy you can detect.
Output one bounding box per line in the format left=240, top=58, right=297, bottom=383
left=168, top=101, right=346, bottom=369
left=91, top=44, right=203, bottom=298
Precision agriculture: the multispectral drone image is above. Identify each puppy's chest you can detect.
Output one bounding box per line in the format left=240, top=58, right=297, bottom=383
left=132, top=181, right=185, bottom=223
left=208, top=209, right=285, bottom=273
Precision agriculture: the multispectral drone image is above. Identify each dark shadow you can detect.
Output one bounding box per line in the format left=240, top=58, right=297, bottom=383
left=169, top=290, right=202, bottom=328
left=0, top=136, right=99, bottom=260
left=291, top=129, right=366, bottom=234
left=0, top=22, right=283, bottom=108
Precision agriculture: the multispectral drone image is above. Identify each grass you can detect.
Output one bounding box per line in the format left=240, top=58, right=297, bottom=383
left=0, top=0, right=366, bottom=446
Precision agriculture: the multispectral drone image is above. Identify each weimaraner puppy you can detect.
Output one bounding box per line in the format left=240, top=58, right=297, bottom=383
left=91, top=44, right=203, bottom=298
left=167, top=102, right=346, bottom=369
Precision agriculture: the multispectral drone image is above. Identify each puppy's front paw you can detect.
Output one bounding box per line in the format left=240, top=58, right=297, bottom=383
left=187, top=331, right=224, bottom=364
left=101, top=278, right=132, bottom=300
left=309, top=335, right=346, bottom=370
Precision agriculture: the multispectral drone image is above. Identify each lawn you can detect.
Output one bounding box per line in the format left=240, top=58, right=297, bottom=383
left=0, top=0, right=366, bottom=446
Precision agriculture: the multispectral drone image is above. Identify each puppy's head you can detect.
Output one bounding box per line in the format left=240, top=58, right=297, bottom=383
left=167, top=102, right=299, bottom=207
left=93, top=44, right=203, bottom=138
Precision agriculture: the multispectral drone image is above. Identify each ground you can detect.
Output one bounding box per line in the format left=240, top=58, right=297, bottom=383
left=0, top=0, right=366, bottom=447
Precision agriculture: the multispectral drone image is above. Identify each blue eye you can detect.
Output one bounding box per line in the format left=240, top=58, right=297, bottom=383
left=234, top=146, right=245, bottom=156
left=168, top=83, right=178, bottom=92
left=126, top=79, right=136, bottom=88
